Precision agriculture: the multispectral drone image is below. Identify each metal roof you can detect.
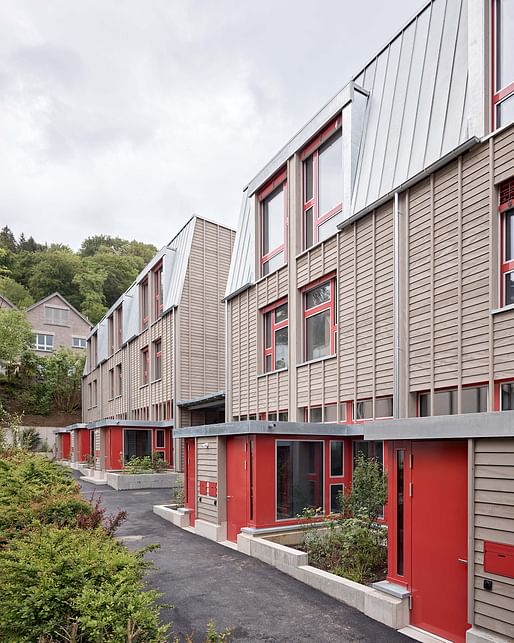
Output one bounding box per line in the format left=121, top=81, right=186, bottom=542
left=225, top=0, right=473, bottom=299
left=174, top=420, right=363, bottom=439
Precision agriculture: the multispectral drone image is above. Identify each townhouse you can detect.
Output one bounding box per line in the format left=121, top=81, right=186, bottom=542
left=175, top=1, right=514, bottom=642
left=69, top=216, right=234, bottom=475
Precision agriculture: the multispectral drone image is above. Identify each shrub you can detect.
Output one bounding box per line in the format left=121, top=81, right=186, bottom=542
left=0, top=526, right=167, bottom=642
left=342, top=452, right=388, bottom=522
left=124, top=455, right=169, bottom=474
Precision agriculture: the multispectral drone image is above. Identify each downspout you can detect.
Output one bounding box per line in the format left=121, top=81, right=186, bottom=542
left=224, top=299, right=229, bottom=422
left=393, top=191, right=401, bottom=419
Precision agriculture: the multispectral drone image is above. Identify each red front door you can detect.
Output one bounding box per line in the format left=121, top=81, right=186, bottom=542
left=226, top=436, right=248, bottom=542
left=185, top=439, right=196, bottom=523
left=410, top=440, right=469, bottom=642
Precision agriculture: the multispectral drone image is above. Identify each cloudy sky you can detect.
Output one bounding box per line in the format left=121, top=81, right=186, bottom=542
left=1, top=0, right=414, bottom=250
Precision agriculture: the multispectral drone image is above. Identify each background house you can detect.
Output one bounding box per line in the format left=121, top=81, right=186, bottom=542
left=25, top=292, right=91, bottom=357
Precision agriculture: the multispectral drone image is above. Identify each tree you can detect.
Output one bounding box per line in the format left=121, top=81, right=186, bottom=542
left=0, top=277, right=34, bottom=309
left=0, top=226, right=17, bottom=253
left=343, top=453, right=388, bottom=522
left=79, top=234, right=128, bottom=257
left=73, top=259, right=108, bottom=324
left=89, top=252, right=144, bottom=307
left=28, top=249, right=81, bottom=308
left=0, top=310, right=33, bottom=374
left=43, top=348, right=86, bottom=414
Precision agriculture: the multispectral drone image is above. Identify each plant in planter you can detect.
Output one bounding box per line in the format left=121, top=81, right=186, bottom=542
left=302, top=453, right=388, bottom=584
left=170, top=478, right=185, bottom=507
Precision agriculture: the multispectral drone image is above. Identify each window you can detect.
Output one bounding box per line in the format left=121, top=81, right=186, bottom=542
left=109, top=368, right=115, bottom=400
left=418, top=386, right=488, bottom=416
left=352, top=441, right=384, bottom=468
left=88, top=382, right=92, bottom=408
left=115, top=305, right=123, bottom=350
left=124, top=430, right=151, bottom=463
left=92, top=379, right=98, bottom=407
left=153, top=339, right=162, bottom=381
left=500, top=179, right=514, bottom=307
left=140, top=278, right=149, bottom=330
left=263, top=300, right=288, bottom=372
left=303, top=403, right=345, bottom=423
left=108, top=314, right=114, bottom=355
left=141, top=347, right=149, bottom=385
left=72, top=337, right=86, bottom=349
left=260, top=169, right=287, bottom=276
left=35, top=333, right=54, bottom=352
left=493, top=0, right=514, bottom=128
left=88, top=333, right=98, bottom=368
left=330, top=484, right=344, bottom=513
left=44, top=306, right=70, bottom=326
left=153, top=262, right=163, bottom=319
left=501, top=382, right=514, bottom=409
left=353, top=397, right=393, bottom=420
left=116, top=364, right=122, bottom=396
left=156, top=429, right=165, bottom=449
left=303, top=277, right=337, bottom=361
left=330, top=441, right=344, bottom=477
left=302, top=118, right=342, bottom=249
left=276, top=440, right=324, bottom=520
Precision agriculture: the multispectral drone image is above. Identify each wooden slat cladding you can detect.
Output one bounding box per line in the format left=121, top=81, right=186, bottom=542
left=473, top=439, right=514, bottom=637
left=297, top=358, right=338, bottom=407
left=196, top=436, right=218, bottom=523
left=230, top=287, right=258, bottom=417
left=297, top=236, right=338, bottom=289
left=256, top=265, right=288, bottom=308
left=180, top=219, right=235, bottom=401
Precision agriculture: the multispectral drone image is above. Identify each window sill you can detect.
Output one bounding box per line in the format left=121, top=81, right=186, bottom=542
left=151, top=378, right=162, bottom=384
left=491, top=303, right=514, bottom=315
left=297, top=354, right=336, bottom=369
left=139, top=384, right=149, bottom=389
left=257, top=368, right=288, bottom=379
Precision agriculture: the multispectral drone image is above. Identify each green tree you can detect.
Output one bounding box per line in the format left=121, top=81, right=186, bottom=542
left=73, top=259, right=108, bottom=324
left=0, top=310, right=33, bottom=374
left=0, top=277, right=33, bottom=309
left=79, top=234, right=128, bottom=257
left=124, top=239, right=158, bottom=264
left=90, top=252, right=144, bottom=307
left=28, top=249, right=81, bottom=308
left=0, top=226, right=17, bottom=253
left=343, top=453, right=388, bottom=522
left=44, top=348, right=86, bottom=414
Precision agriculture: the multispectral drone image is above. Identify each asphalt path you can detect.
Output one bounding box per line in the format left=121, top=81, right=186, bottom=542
left=78, top=476, right=409, bottom=643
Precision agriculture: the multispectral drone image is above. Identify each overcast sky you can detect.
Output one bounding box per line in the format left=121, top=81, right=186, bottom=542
left=1, top=0, right=415, bottom=250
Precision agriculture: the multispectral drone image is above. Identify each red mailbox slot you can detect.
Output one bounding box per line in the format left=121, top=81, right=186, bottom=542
left=484, top=541, right=514, bottom=579
left=199, top=480, right=207, bottom=496
left=208, top=482, right=217, bottom=497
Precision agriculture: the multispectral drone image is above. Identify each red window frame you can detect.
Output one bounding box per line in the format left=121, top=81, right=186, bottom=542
left=302, top=273, right=337, bottom=361
left=492, top=0, right=514, bottom=129
left=140, top=278, right=149, bottom=330
left=259, top=168, right=287, bottom=277
left=141, top=346, right=149, bottom=385
left=262, top=297, right=288, bottom=373
left=301, top=117, right=342, bottom=249
left=108, top=315, right=114, bottom=355
left=116, top=363, right=122, bottom=396
left=153, top=262, right=163, bottom=319
left=108, top=368, right=115, bottom=399
left=153, top=339, right=162, bottom=381
left=500, top=179, right=514, bottom=307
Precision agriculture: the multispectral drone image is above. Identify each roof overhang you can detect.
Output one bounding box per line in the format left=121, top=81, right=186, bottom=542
left=174, top=420, right=364, bottom=439
left=363, top=411, right=514, bottom=441
left=87, top=419, right=174, bottom=430
left=177, top=391, right=225, bottom=411
left=64, top=423, right=88, bottom=431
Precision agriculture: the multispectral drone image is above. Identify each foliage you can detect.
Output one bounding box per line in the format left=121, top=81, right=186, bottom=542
left=300, top=454, right=388, bottom=584
left=0, top=309, right=33, bottom=372
left=15, top=427, right=41, bottom=452
left=0, top=527, right=166, bottom=642
left=43, top=348, right=86, bottom=414
left=28, top=249, right=82, bottom=309
left=171, top=477, right=185, bottom=506
left=124, top=455, right=169, bottom=474
left=72, top=258, right=108, bottom=324
left=0, top=276, right=33, bottom=308
left=342, top=453, right=388, bottom=522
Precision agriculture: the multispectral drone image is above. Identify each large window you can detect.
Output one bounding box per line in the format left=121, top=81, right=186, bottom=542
left=353, top=397, right=393, bottom=421
left=260, top=170, right=287, bottom=276
left=141, top=346, right=149, bottom=386
left=263, top=300, right=288, bottom=372
left=419, top=386, right=488, bottom=416
left=140, top=278, right=149, bottom=330
left=124, top=429, right=151, bottom=463
left=35, top=333, right=53, bottom=352
left=153, top=339, right=162, bottom=381
left=493, top=0, right=514, bottom=128
left=500, top=180, right=514, bottom=307
left=153, top=262, right=163, bottom=320
left=303, top=277, right=336, bottom=361
left=276, top=440, right=324, bottom=520
left=115, top=305, right=123, bottom=350
left=302, top=118, right=342, bottom=249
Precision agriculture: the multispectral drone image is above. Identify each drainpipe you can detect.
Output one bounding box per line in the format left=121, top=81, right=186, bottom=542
left=393, top=191, right=401, bottom=420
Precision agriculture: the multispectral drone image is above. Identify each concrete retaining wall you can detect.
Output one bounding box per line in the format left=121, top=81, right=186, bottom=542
left=236, top=532, right=409, bottom=630
left=106, top=471, right=179, bottom=490
left=153, top=505, right=191, bottom=528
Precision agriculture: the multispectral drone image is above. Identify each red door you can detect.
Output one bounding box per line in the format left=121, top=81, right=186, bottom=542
left=226, top=436, right=248, bottom=542
left=185, top=439, right=196, bottom=523
left=410, top=440, right=469, bottom=642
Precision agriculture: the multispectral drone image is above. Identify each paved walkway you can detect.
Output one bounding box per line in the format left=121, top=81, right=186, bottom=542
left=78, top=478, right=408, bottom=643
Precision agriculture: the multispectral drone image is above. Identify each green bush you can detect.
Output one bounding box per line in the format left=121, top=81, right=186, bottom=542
left=124, top=454, right=168, bottom=474
left=0, top=526, right=167, bottom=642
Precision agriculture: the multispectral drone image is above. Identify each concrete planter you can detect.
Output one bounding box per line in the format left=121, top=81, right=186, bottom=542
left=153, top=505, right=192, bottom=528
left=106, top=471, right=179, bottom=490
left=236, top=532, right=409, bottom=631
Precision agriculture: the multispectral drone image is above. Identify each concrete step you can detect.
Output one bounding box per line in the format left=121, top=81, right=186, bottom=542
left=399, top=625, right=452, bottom=643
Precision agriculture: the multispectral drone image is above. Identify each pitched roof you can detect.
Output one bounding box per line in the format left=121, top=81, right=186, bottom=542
left=26, top=292, right=91, bottom=326
left=0, top=293, right=16, bottom=310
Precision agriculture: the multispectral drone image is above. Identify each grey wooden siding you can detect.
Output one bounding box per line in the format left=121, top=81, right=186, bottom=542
left=473, top=439, right=514, bottom=639
left=196, top=436, right=218, bottom=524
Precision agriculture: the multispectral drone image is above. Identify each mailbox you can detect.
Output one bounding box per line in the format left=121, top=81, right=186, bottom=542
left=208, top=482, right=217, bottom=497
left=484, top=541, right=514, bottom=579
left=199, top=480, right=208, bottom=495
